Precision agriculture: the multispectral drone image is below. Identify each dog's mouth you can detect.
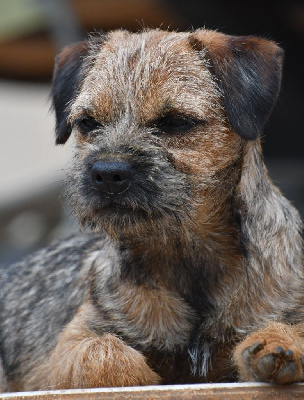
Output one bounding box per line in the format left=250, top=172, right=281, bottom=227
left=96, top=199, right=140, bottom=214
left=83, top=191, right=168, bottom=236
left=91, top=192, right=157, bottom=219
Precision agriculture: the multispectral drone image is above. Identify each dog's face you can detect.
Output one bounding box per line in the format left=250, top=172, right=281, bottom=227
left=51, top=30, right=283, bottom=241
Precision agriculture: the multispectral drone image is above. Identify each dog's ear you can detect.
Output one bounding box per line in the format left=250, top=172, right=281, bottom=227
left=189, top=30, right=284, bottom=140
left=51, top=41, right=91, bottom=145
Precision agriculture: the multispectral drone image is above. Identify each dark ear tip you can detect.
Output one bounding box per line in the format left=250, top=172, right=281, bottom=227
left=55, top=137, right=67, bottom=145
left=237, top=130, right=259, bottom=141
left=55, top=121, right=72, bottom=145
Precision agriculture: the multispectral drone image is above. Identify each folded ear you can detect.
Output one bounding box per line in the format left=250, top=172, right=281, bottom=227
left=189, top=30, right=284, bottom=140
left=51, top=41, right=92, bottom=144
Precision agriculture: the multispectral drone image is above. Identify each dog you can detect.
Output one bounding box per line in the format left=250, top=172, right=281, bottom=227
left=0, top=28, right=303, bottom=392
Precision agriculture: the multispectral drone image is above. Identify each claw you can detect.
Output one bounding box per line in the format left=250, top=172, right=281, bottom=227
left=241, top=343, right=261, bottom=365
left=249, top=342, right=263, bottom=355
left=242, top=342, right=264, bottom=366
left=285, top=350, right=293, bottom=358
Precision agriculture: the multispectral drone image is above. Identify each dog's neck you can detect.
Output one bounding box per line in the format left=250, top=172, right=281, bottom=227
left=116, top=191, right=243, bottom=302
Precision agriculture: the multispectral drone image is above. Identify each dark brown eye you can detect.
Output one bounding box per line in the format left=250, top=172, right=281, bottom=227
left=77, top=117, right=102, bottom=133
left=153, top=114, right=202, bottom=134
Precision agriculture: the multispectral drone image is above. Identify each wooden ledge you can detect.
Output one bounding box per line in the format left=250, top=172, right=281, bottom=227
left=1, top=382, right=304, bottom=400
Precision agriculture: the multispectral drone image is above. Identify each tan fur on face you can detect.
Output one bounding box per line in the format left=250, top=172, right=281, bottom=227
left=69, top=30, right=225, bottom=159
left=71, top=31, right=221, bottom=125
left=70, top=30, right=244, bottom=249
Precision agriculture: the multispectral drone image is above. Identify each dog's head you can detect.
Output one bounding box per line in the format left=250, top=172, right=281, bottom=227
left=51, top=29, right=283, bottom=241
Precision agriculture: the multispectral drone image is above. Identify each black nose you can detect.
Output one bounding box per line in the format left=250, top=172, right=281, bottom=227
left=91, top=161, right=132, bottom=194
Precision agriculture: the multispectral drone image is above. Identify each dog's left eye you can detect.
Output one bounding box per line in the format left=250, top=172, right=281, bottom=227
left=76, top=117, right=102, bottom=133
left=153, top=115, right=198, bottom=134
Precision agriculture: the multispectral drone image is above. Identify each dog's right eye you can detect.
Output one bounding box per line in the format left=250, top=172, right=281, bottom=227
left=76, top=117, right=102, bottom=133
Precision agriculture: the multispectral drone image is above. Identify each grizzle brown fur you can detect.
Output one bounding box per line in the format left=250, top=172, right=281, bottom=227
left=0, top=29, right=303, bottom=391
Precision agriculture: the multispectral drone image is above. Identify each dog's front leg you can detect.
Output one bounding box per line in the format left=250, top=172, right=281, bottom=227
left=234, top=322, right=304, bottom=384
left=26, top=303, right=160, bottom=390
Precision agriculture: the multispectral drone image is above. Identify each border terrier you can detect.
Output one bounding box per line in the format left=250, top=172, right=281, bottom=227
left=0, top=28, right=303, bottom=392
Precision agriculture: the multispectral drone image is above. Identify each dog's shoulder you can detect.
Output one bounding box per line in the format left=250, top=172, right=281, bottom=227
left=0, top=233, right=118, bottom=304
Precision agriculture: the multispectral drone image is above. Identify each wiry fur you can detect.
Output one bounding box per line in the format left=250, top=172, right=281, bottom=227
left=0, top=29, right=303, bottom=391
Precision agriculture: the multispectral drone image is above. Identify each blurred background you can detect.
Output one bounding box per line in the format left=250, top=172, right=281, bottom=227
left=0, top=0, right=303, bottom=264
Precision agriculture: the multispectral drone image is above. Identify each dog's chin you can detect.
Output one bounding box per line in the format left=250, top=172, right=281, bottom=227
left=76, top=198, right=189, bottom=242
left=77, top=201, right=160, bottom=237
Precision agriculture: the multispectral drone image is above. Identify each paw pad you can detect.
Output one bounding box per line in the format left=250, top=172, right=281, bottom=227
left=241, top=341, right=304, bottom=384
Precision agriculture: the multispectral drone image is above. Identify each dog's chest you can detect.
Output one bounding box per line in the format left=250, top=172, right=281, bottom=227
left=106, top=283, right=197, bottom=351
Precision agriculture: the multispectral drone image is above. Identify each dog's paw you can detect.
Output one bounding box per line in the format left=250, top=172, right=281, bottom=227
left=38, top=332, right=161, bottom=390
left=234, top=323, right=304, bottom=384
left=240, top=341, right=304, bottom=384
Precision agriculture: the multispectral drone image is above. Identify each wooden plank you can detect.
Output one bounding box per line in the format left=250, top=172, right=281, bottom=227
left=1, top=383, right=304, bottom=400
